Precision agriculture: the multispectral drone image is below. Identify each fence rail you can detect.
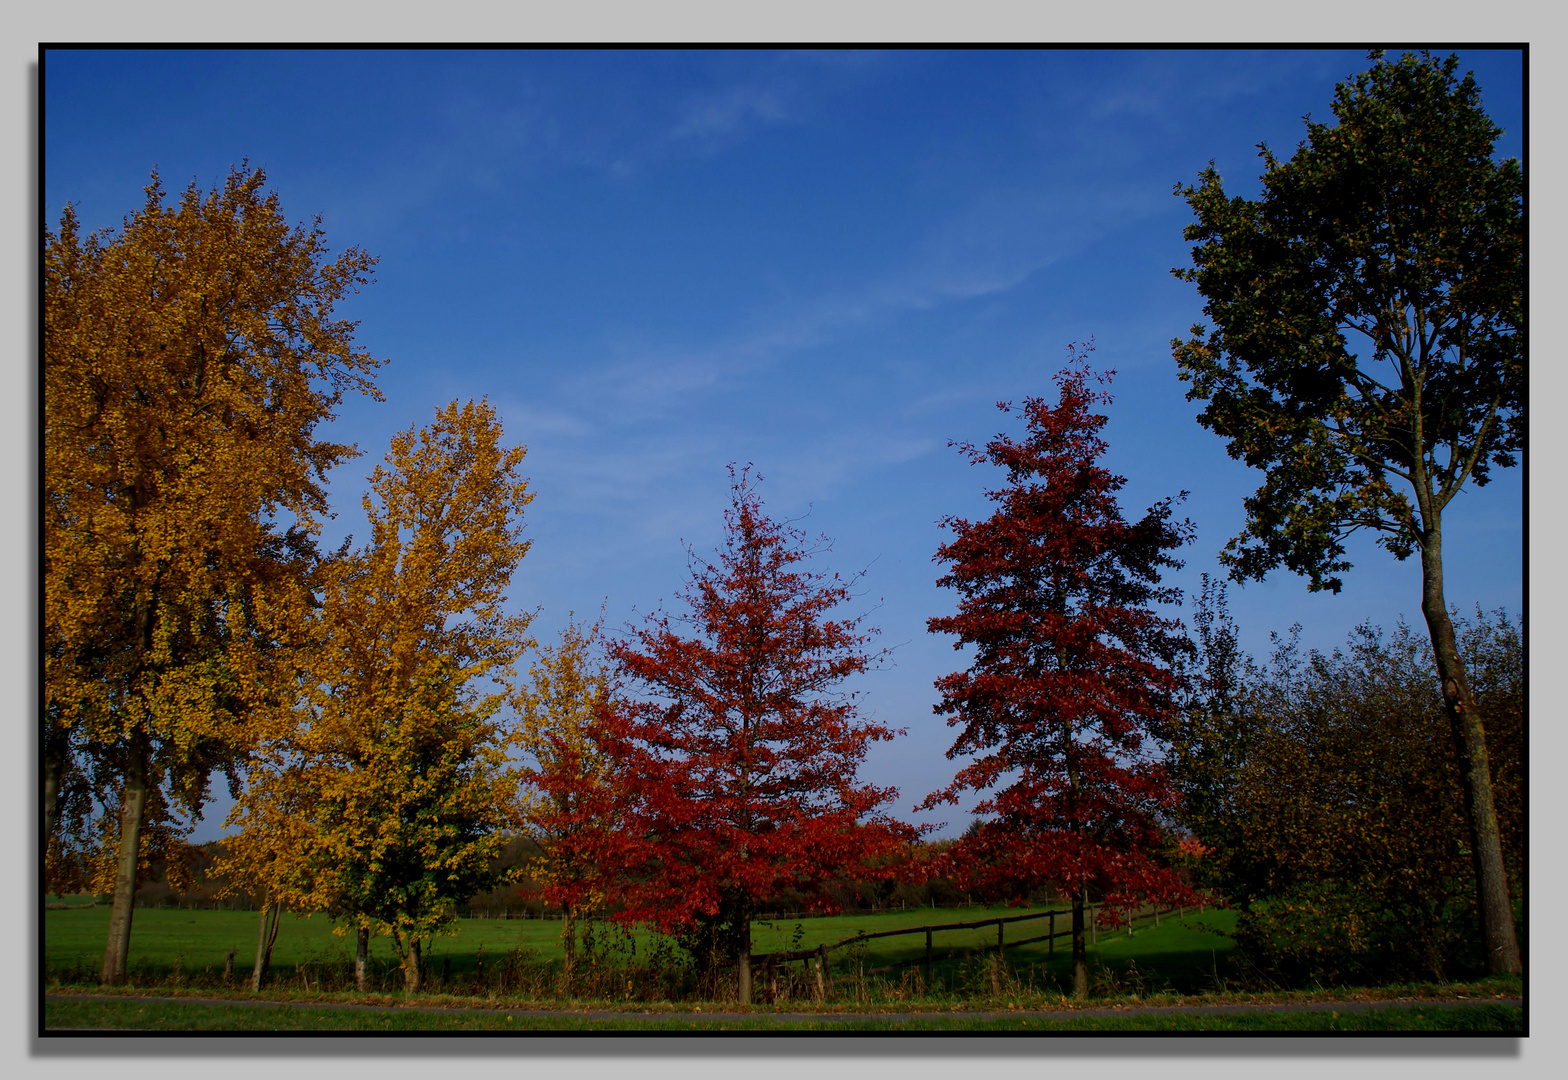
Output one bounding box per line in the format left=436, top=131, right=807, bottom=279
left=750, top=900, right=1204, bottom=983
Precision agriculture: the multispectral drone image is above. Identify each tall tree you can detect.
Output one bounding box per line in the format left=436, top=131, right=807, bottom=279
left=923, top=356, right=1199, bottom=1000
left=221, top=398, right=534, bottom=992
left=44, top=165, right=383, bottom=983
left=600, top=467, right=913, bottom=1005
left=1171, top=50, right=1523, bottom=973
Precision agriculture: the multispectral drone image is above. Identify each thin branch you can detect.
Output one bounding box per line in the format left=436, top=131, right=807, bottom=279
left=1435, top=395, right=1503, bottom=511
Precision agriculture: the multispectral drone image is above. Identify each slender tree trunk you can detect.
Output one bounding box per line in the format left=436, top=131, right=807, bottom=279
left=100, top=735, right=149, bottom=985
left=562, top=900, right=575, bottom=992
left=251, top=894, right=281, bottom=991
left=355, top=925, right=370, bottom=991
left=1419, top=530, right=1522, bottom=975
left=1064, top=699, right=1089, bottom=999
left=251, top=893, right=272, bottom=991
left=1071, top=893, right=1088, bottom=1000
left=737, top=906, right=753, bottom=1006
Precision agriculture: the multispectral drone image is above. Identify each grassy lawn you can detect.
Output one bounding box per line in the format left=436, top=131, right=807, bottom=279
left=45, top=900, right=1521, bottom=1031
left=46, top=900, right=1238, bottom=998
left=42, top=996, right=1522, bottom=1032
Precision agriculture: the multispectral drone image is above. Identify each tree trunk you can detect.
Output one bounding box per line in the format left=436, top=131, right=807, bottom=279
left=43, top=727, right=65, bottom=849
left=251, top=895, right=271, bottom=991
left=1419, top=531, right=1522, bottom=975
left=737, top=909, right=753, bottom=1006
left=1063, top=684, right=1089, bottom=998
left=100, top=736, right=149, bottom=985
left=561, top=901, right=575, bottom=992
left=251, top=894, right=281, bottom=991
left=1071, top=893, right=1088, bottom=1000
left=403, top=938, right=423, bottom=992
left=355, top=925, right=370, bottom=991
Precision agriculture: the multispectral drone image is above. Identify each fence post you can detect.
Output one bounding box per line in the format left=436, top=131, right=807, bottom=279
left=1049, top=911, right=1055, bottom=954
left=925, top=928, right=933, bottom=987
left=997, top=919, right=1004, bottom=953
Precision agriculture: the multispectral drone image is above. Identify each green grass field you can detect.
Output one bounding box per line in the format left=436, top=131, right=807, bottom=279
left=45, top=900, right=1240, bottom=999
left=45, top=900, right=1524, bottom=1031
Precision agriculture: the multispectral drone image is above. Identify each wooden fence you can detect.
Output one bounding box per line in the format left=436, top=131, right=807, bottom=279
left=748, top=900, right=1204, bottom=993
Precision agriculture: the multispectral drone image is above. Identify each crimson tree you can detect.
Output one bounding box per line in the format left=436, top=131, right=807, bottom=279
left=924, top=353, right=1200, bottom=999
left=596, top=466, right=913, bottom=1004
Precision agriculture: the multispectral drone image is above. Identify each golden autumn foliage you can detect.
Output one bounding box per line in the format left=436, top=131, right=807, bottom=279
left=221, top=399, right=535, bottom=992
left=515, top=614, right=619, bottom=982
left=43, top=164, right=384, bottom=983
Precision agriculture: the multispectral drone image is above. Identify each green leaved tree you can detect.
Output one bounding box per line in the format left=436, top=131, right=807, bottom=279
left=1172, top=51, right=1522, bottom=973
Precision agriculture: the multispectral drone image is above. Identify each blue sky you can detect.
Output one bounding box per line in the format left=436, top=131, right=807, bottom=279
left=43, top=47, right=1525, bottom=840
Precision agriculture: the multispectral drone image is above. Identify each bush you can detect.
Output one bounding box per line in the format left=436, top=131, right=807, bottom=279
left=1173, top=604, right=1523, bottom=987
left=1232, top=883, right=1484, bottom=987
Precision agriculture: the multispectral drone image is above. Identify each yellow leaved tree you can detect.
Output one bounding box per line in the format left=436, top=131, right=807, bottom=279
left=515, top=614, right=620, bottom=987
left=43, top=165, right=383, bottom=984
left=222, top=398, right=534, bottom=992
left=214, top=760, right=325, bottom=990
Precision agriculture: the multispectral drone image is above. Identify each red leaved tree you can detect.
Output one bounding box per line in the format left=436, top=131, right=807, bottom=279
left=594, top=466, right=914, bottom=1004
left=923, top=351, right=1202, bottom=999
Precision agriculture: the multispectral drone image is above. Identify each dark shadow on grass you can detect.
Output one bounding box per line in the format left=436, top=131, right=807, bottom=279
left=30, top=1034, right=1523, bottom=1059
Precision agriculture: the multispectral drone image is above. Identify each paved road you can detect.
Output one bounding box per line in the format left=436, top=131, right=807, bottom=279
left=43, top=992, right=1523, bottom=1027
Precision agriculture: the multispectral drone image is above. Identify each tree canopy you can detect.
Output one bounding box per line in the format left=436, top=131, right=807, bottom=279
left=1172, top=50, right=1521, bottom=592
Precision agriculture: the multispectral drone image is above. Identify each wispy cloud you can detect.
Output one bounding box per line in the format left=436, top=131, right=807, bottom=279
left=543, top=172, right=1162, bottom=437
left=487, top=398, right=594, bottom=440
left=900, top=182, right=1157, bottom=302
left=668, top=79, right=797, bottom=142
left=1079, top=51, right=1350, bottom=128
